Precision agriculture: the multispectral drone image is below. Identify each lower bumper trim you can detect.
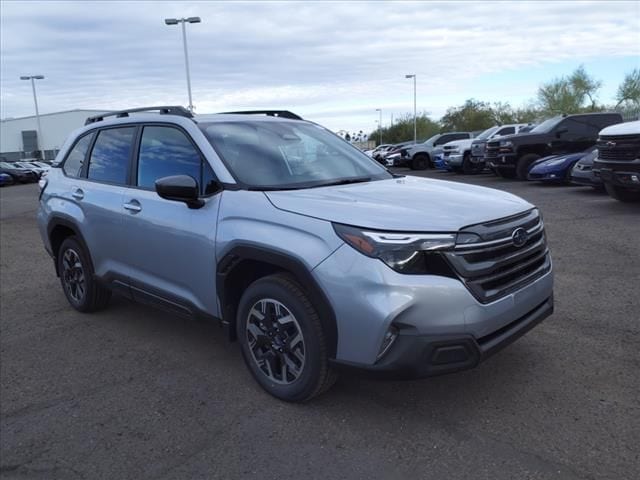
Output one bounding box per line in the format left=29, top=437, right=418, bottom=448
left=330, top=294, right=553, bottom=380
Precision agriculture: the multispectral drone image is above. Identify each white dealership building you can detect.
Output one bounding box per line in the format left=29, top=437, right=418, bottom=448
left=0, top=109, right=109, bottom=161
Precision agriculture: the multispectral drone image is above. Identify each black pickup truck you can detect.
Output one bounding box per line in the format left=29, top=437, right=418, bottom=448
left=485, top=113, right=623, bottom=180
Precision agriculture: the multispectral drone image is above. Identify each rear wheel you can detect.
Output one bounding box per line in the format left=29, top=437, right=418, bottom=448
left=411, top=154, right=429, bottom=170
left=604, top=183, right=640, bottom=202
left=57, top=237, right=111, bottom=312
left=516, top=153, right=541, bottom=180
left=237, top=273, right=336, bottom=402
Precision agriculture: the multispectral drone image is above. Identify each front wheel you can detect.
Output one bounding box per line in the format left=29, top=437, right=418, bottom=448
left=516, top=153, right=541, bottom=180
left=604, top=183, right=640, bottom=202
left=237, top=273, right=336, bottom=402
left=411, top=154, right=429, bottom=170
left=461, top=153, right=481, bottom=174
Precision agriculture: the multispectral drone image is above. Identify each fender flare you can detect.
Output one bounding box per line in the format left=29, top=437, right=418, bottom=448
left=217, top=244, right=338, bottom=358
left=47, top=216, right=94, bottom=276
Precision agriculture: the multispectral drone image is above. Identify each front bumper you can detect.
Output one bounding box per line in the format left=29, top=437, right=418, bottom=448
left=487, top=152, right=517, bottom=168
left=594, top=158, right=640, bottom=191
left=332, top=295, right=553, bottom=379
left=570, top=169, right=601, bottom=187
left=444, top=153, right=464, bottom=167
left=527, top=171, right=564, bottom=182
left=313, top=243, right=554, bottom=367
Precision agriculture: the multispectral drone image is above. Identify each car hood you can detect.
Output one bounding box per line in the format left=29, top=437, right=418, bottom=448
left=530, top=153, right=584, bottom=172
left=265, top=176, right=532, bottom=231
left=490, top=132, right=548, bottom=144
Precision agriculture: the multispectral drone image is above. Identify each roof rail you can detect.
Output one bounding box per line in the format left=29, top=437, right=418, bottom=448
left=85, top=106, right=193, bottom=125
left=218, top=110, right=303, bottom=120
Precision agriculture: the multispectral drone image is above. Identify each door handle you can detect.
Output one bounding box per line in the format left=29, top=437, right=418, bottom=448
left=71, top=188, right=84, bottom=200
left=123, top=200, right=142, bottom=213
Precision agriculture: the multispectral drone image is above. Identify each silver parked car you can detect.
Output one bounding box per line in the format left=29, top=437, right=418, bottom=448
left=38, top=106, right=554, bottom=402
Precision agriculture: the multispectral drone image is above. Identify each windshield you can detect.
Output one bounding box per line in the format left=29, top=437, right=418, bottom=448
left=530, top=117, right=563, bottom=133
left=200, top=120, right=392, bottom=189
left=422, top=134, right=440, bottom=145
left=0, top=162, right=15, bottom=168
left=476, top=126, right=500, bottom=140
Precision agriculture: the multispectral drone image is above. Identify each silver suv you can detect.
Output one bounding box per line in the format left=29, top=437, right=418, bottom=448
left=38, top=106, right=554, bottom=402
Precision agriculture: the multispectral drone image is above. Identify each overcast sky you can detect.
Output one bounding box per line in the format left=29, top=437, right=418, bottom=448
left=1, top=0, right=639, bottom=132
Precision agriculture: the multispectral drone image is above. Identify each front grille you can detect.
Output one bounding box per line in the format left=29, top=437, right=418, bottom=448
left=597, top=134, right=640, bottom=162
left=471, top=142, right=485, bottom=156
left=485, top=141, right=501, bottom=159
left=443, top=209, right=550, bottom=303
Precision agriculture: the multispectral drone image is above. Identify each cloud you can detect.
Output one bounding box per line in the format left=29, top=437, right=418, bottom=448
left=1, top=0, right=638, bottom=131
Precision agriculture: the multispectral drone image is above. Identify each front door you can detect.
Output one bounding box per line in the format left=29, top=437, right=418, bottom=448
left=121, top=125, right=222, bottom=317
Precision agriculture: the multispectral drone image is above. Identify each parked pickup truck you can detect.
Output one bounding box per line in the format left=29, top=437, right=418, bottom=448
left=445, top=124, right=531, bottom=174
left=594, top=120, right=640, bottom=202
left=485, top=113, right=623, bottom=180
left=395, top=132, right=472, bottom=170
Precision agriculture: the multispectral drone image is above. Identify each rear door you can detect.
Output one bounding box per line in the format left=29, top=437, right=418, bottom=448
left=80, top=126, right=137, bottom=289
left=121, top=124, right=222, bottom=317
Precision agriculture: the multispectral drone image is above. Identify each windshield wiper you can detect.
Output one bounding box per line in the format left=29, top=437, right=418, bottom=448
left=312, top=176, right=372, bottom=188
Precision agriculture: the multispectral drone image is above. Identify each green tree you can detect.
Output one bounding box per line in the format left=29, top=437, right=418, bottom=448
left=369, top=112, right=440, bottom=145
left=615, top=68, right=640, bottom=108
left=537, top=65, right=603, bottom=114
left=440, top=99, right=495, bottom=131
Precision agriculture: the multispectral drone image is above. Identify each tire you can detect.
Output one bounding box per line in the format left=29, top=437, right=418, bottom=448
left=495, top=167, right=516, bottom=179
left=236, top=273, right=337, bottom=402
left=604, top=183, right=640, bottom=202
left=411, top=154, right=429, bottom=170
left=516, top=153, right=541, bottom=180
left=57, top=237, right=111, bottom=312
left=461, top=153, right=477, bottom=174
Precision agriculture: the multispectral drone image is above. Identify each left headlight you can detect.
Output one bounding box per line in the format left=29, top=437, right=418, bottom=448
left=333, top=223, right=458, bottom=274
left=499, top=140, right=513, bottom=148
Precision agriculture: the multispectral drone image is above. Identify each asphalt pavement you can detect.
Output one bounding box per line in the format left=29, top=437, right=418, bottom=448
left=1, top=172, right=639, bottom=479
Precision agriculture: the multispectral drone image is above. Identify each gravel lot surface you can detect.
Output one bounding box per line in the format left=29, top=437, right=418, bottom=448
left=1, top=171, right=638, bottom=479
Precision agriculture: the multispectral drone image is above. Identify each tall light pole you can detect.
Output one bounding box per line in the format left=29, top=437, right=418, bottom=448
left=164, top=17, right=201, bottom=112
left=405, top=74, right=417, bottom=144
left=375, top=108, right=382, bottom=145
left=20, top=75, right=45, bottom=159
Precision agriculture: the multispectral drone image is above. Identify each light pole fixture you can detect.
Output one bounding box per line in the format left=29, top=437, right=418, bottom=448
left=164, top=16, right=201, bottom=112
left=405, top=74, right=417, bottom=144
left=20, top=75, right=45, bottom=159
left=375, top=108, right=382, bottom=145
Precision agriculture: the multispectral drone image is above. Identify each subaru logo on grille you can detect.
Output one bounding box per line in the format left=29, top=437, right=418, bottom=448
left=606, top=141, right=616, bottom=148
left=512, top=227, right=528, bottom=247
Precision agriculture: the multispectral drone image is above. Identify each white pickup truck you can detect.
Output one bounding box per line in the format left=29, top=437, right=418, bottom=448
left=443, top=124, right=531, bottom=174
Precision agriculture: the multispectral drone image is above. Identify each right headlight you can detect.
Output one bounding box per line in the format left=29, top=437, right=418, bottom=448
left=333, top=224, right=467, bottom=274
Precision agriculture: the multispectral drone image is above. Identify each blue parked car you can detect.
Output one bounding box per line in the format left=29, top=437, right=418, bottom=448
left=0, top=172, right=14, bottom=187
left=433, top=153, right=449, bottom=170
left=527, top=147, right=596, bottom=184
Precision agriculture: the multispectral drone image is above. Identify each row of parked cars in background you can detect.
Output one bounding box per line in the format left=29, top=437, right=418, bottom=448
left=366, top=113, right=640, bottom=202
left=0, top=160, right=50, bottom=187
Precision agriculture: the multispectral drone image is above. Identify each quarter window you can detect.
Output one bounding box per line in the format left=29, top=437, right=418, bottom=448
left=87, top=127, right=135, bottom=184
left=63, top=133, right=93, bottom=177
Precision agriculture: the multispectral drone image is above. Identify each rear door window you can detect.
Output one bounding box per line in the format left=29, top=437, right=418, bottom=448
left=87, top=127, right=136, bottom=184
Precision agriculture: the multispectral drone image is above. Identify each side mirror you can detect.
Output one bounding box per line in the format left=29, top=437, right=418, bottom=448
left=155, top=175, right=204, bottom=209
left=555, top=127, right=568, bottom=138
